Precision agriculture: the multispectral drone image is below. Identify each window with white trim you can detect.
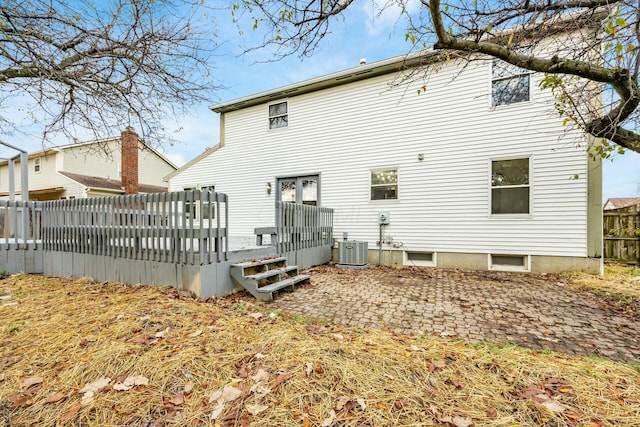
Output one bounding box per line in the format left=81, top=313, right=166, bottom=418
left=183, top=185, right=215, bottom=220
left=371, top=169, right=398, bottom=201
left=491, top=158, right=530, bottom=214
left=268, top=101, right=288, bottom=129
left=491, top=59, right=531, bottom=106
left=34, top=158, right=41, bottom=173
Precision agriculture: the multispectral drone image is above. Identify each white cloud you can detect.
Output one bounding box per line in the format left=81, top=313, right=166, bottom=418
left=360, top=0, right=420, bottom=37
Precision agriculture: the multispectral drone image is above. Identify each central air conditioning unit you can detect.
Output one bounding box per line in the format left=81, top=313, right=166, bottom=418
left=337, top=240, right=368, bottom=266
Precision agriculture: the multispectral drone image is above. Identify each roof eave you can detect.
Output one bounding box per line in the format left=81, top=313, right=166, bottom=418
left=210, top=50, right=442, bottom=113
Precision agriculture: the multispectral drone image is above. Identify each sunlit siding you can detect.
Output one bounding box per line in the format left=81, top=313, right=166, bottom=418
left=170, top=57, right=590, bottom=257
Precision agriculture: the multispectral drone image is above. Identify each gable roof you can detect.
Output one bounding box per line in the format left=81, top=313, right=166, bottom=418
left=59, top=171, right=168, bottom=194
left=210, top=50, right=441, bottom=114
left=0, top=135, right=178, bottom=170
left=603, top=197, right=640, bottom=210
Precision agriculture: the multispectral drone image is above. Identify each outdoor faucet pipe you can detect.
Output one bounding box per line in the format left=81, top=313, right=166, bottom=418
left=379, top=223, right=384, bottom=266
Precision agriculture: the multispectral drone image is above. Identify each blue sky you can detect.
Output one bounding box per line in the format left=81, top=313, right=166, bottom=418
left=2, top=1, right=639, bottom=202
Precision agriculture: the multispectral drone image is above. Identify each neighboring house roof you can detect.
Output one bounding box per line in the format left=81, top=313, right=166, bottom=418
left=59, top=171, right=167, bottom=194
left=0, top=136, right=178, bottom=170
left=603, top=197, right=640, bottom=210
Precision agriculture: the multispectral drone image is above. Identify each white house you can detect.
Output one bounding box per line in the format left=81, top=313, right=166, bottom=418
left=167, top=51, right=603, bottom=274
left=0, top=128, right=177, bottom=200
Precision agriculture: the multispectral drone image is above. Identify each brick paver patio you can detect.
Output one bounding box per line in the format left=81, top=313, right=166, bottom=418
left=269, top=266, right=640, bottom=363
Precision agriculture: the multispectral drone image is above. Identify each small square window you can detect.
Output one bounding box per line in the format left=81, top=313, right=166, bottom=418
left=34, top=158, right=41, bottom=173
left=491, top=60, right=531, bottom=106
left=371, top=169, right=398, bottom=200
left=491, top=158, right=530, bottom=214
left=268, top=102, right=288, bottom=129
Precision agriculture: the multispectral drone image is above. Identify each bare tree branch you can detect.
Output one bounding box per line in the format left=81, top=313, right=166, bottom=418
left=241, top=0, right=640, bottom=156
left=0, top=0, right=219, bottom=148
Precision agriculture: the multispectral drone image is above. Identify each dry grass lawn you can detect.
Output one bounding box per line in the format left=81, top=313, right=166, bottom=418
left=0, top=271, right=639, bottom=426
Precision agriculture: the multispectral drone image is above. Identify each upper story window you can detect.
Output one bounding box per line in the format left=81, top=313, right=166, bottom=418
left=269, top=102, right=288, bottom=129
left=34, top=158, right=41, bottom=173
left=371, top=169, right=398, bottom=201
left=491, top=158, right=530, bottom=214
left=491, top=60, right=531, bottom=107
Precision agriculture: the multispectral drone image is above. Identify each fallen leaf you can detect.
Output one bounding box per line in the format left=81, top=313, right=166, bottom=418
left=394, top=400, right=405, bottom=409
left=59, top=402, right=81, bottom=424
left=249, top=312, right=264, bottom=320
left=246, top=403, right=269, bottom=415
left=541, top=399, right=566, bottom=414
left=321, top=409, right=336, bottom=427
left=356, top=398, right=367, bottom=410
left=376, top=402, right=389, bottom=410
left=272, top=373, right=292, bottom=389
left=335, top=396, right=351, bottom=411
left=21, top=376, right=43, bottom=388
left=305, top=362, right=314, bottom=377
left=155, top=327, right=170, bottom=338
left=251, top=368, right=269, bottom=383
left=332, top=333, right=344, bottom=341
left=208, top=390, right=223, bottom=404
left=79, top=377, right=111, bottom=405
left=486, top=408, right=497, bottom=418
left=254, top=352, right=266, bottom=359
left=113, top=375, right=149, bottom=391
left=210, top=401, right=225, bottom=420
left=168, top=393, right=185, bottom=406
left=46, top=392, right=67, bottom=403
left=183, top=383, right=194, bottom=394
left=450, top=416, right=474, bottom=427
left=221, top=385, right=242, bottom=402
left=188, top=329, right=203, bottom=338
left=8, top=394, right=32, bottom=408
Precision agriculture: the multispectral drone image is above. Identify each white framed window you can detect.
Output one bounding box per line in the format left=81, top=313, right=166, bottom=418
left=491, top=157, right=530, bottom=215
left=491, top=59, right=531, bottom=107
left=268, top=101, right=288, bottom=129
left=34, top=158, right=41, bottom=173
left=183, top=185, right=215, bottom=220
left=371, top=168, right=398, bottom=201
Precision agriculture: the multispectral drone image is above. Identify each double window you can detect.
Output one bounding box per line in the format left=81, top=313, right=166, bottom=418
left=183, top=185, right=215, bottom=220
left=371, top=169, right=398, bottom=201
left=491, top=60, right=531, bottom=107
left=268, top=102, right=288, bottom=129
left=491, top=158, right=530, bottom=214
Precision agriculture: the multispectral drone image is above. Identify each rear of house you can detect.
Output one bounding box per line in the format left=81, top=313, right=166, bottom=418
left=168, top=52, right=603, bottom=274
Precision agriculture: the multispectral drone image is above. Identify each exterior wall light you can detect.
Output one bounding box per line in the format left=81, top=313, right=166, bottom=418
left=266, top=182, right=272, bottom=194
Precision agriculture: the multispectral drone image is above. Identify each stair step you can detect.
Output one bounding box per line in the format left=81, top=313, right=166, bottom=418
left=256, top=274, right=310, bottom=293
left=246, top=265, right=298, bottom=281
left=232, top=256, right=287, bottom=269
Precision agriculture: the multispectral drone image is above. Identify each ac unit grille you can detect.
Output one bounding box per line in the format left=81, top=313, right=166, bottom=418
left=338, top=241, right=368, bottom=265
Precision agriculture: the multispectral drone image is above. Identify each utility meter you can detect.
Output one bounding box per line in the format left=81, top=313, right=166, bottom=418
left=378, top=211, right=390, bottom=225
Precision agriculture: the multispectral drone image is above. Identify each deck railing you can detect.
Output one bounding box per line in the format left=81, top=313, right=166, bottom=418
left=0, top=200, right=42, bottom=248
left=274, top=201, right=334, bottom=253
left=39, top=190, right=228, bottom=265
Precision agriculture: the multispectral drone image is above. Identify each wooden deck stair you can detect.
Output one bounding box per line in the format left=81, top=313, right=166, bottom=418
left=229, top=256, right=309, bottom=301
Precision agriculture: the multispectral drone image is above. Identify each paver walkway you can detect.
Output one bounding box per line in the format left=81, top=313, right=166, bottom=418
left=270, top=266, right=640, bottom=363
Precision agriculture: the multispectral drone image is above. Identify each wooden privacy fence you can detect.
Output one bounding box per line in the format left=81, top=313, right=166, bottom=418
left=274, top=201, right=334, bottom=253
left=604, top=207, right=640, bottom=264
left=0, top=200, right=42, bottom=248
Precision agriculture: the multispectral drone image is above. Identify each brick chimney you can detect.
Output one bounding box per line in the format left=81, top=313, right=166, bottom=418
left=121, top=127, right=139, bottom=194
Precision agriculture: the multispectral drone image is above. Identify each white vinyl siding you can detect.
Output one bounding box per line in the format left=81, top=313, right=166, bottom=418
left=170, top=56, right=590, bottom=258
